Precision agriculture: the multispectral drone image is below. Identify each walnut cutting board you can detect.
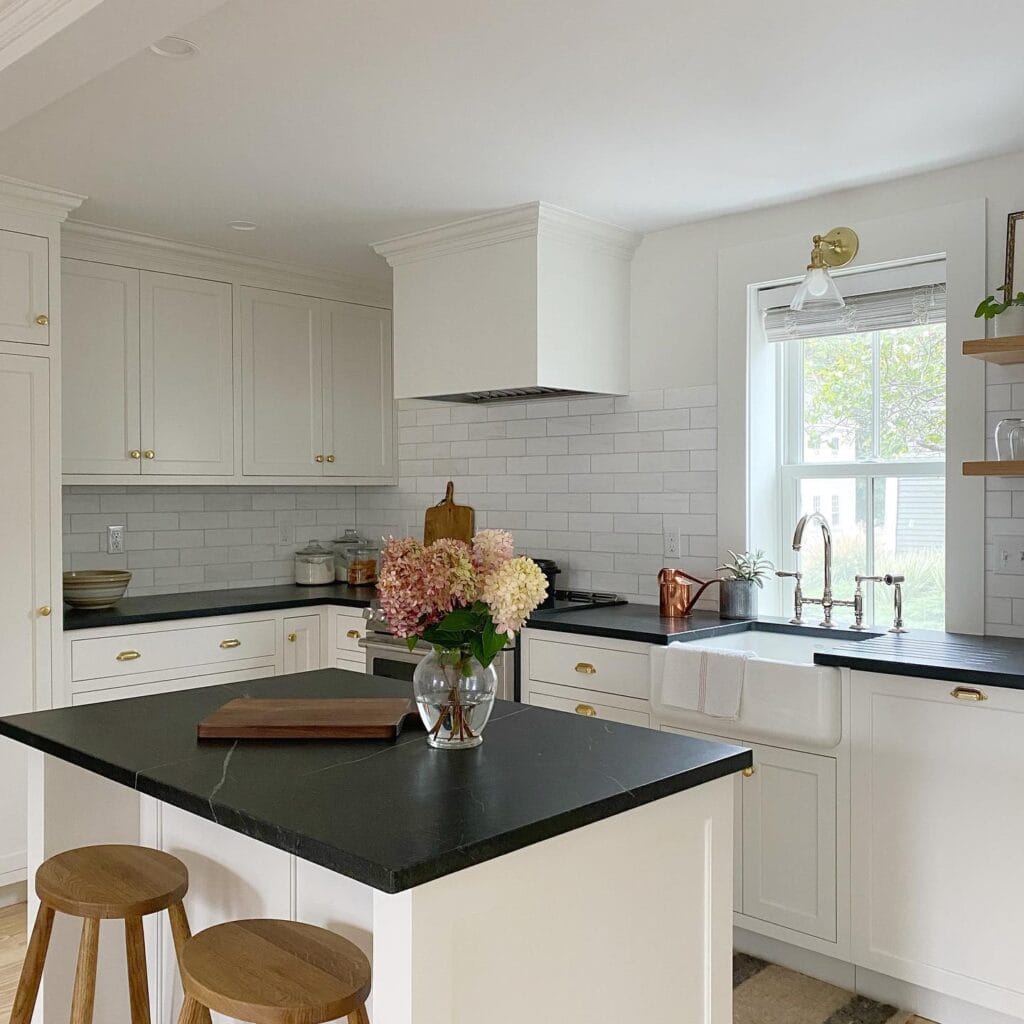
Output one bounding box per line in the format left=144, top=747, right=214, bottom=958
left=423, top=480, right=475, bottom=545
left=197, top=698, right=422, bottom=740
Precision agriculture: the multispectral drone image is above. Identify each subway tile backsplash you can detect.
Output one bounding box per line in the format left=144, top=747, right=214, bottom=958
left=62, top=386, right=718, bottom=603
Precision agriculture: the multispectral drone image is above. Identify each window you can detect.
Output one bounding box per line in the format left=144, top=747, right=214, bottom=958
left=763, top=270, right=946, bottom=629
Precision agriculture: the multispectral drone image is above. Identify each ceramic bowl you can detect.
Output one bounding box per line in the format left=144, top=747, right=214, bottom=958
left=63, top=570, right=132, bottom=609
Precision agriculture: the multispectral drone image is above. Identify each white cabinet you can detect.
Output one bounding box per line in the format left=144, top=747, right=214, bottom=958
left=0, top=353, right=53, bottom=886
left=62, top=261, right=233, bottom=476
left=528, top=688, right=650, bottom=727
left=334, top=610, right=367, bottom=672
left=284, top=613, right=323, bottom=674
left=0, top=229, right=49, bottom=346
left=851, top=671, right=1024, bottom=1018
left=241, top=286, right=395, bottom=480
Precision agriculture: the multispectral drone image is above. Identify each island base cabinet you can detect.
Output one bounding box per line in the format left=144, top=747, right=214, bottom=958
left=283, top=613, right=323, bottom=674
left=851, top=671, right=1024, bottom=1018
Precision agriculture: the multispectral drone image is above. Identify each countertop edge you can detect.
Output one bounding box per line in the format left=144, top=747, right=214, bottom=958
left=814, top=651, right=1024, bottom=689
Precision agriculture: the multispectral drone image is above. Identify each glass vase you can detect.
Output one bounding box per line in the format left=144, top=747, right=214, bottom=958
left=412, top=647, right=497, bottom=749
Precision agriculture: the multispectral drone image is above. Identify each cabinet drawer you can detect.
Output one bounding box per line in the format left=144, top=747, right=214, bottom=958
left=527, top=637, right=649, bottom=700
left=70, top=618, right=277, bottom=682
left=336, top=612, right=367, bottom=656
left=528, top=691, right=650, bottom=728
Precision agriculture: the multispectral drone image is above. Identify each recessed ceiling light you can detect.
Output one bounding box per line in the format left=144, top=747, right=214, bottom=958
left=227, top=221, right=258, bottom=231
left=148, top=36, right=200, bottom=59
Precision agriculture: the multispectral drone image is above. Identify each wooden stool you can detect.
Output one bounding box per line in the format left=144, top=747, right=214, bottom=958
left=10, top=844, right=211, bottom=1024
left=177, top=919, right=371, bottom=1024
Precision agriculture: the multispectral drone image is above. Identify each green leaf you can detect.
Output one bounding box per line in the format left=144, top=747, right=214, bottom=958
left=405, top=636, right=419, bottom=652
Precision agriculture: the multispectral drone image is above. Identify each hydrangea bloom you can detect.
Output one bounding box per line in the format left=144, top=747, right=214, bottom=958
left=471, top=529, right=514, bottom=576
left=479, top=556, right=549, bottom=637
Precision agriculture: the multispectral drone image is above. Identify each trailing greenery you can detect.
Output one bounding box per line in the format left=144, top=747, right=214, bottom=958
left=716, top=549, right=775, bottom=588
left=975, top=288, right=1024, bottom=320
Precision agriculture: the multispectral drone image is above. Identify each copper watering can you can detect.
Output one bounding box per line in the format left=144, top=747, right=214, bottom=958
left=658, top=568, right=722, bottom=618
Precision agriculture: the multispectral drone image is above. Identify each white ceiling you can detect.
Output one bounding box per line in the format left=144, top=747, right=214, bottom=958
left=2, top=0, right=1023, bottom=283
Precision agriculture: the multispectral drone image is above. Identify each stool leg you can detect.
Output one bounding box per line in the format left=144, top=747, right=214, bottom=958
left=348, top=1008, right=370, bottom=1024
left=9, top=903, right=55, bottom=1024
left=177, top=995, right=205, bottom=1024
left=125, top=916, right=151, bottom=1024
left=167, top=902, right=213, bottom=1024
left=70, top=917, right=100, bottom=1024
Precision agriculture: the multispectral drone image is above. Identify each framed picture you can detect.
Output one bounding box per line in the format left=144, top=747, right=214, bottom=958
left=1006, top=210, right=1024, bottom=297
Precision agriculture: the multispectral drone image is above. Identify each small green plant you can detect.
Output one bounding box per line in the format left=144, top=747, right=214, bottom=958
left=975, top=285, right=1024, bottom=320
left=717, top=549, right=775, bottom=588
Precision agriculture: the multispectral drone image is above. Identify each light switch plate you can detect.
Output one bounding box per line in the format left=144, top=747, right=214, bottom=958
left=993, top=536, right=1024, bottom=574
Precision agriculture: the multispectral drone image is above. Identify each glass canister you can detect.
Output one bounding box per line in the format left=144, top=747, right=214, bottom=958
left=994, top=418, right=1024, bottom=460
left=333, top=529, right=366, bottom=582
left=294, top=541, right=335, bottom=586
left=346, top=544, right=379, bottom=586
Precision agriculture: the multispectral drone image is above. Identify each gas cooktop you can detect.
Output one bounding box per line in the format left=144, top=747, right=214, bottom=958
left=545, top=590, right=628, bottom=614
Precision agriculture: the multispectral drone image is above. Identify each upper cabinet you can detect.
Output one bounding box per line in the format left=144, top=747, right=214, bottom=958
left=63, top=260, right=233, bottom=476
left=240, top=286, right=394, bottom=481
left=0, top=229, right=50, bottom=346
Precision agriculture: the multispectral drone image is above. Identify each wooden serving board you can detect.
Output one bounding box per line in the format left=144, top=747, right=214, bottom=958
left=197, top=698, right=422, bottom=740
left=423, top=480, right=474, bottom=545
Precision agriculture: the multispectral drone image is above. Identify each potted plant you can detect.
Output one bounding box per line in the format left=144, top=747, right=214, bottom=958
left=975, top=287, right=1024, bottom=338
left=716, top=550, right=774, bottom=620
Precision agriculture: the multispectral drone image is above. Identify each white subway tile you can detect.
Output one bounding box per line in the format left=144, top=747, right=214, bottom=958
left=663, top=429, right=717, bottom=451
left=591, top=453, right=638, bottom=473
left=638, top=409, right=690, bottom=432
left=546, top=454, right=591, bottom=474
left=614, top=473, right=663, bottom=493
left=127, top=512, right=180, bottom=531
left=546, top=493, right=591, bottom=512
left=505, top=419, right=547, bottom=437
left=590, top=412, right=638, bottom=433
left=664, top=385, right=717, bottom=408
left=591, top=493, right=638, bottom=513
left=486, top=438, right=527, bottom=457
left=638, top=451, right=690, bottom=473
left=433, top=423, right=469, bottom=442
left=591, top=532, right=638, bottom=553
left=416, top=407, right=452, bottom=426
left=569, top=433, right=614, bottom=455
left=546, top=416, right=590, bottom=436
left=526, top=475, right=569, bottom=493
left=468, top=421, right=508, bottom=439
left=614, top=390, right=664, bottom=412
left=527, top=435, right=568, bottom=455
left=527, top=400, right=568, bottom=419
left=612, top=514, right=663, bottom=534
left=526, top=511, right=569, bottom=531
left=567, top=396, right=615, bottom=415
left=568, top=513, right=613, bottom=532
left=569, top=473, right=615, bottom=493
left=506, top=456, right=549, bottom=475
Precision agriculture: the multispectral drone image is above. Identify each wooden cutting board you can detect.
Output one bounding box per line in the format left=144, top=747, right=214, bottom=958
left=197, top=698, right=422, bottom=740
left=423, top=480, right=474, bottom=545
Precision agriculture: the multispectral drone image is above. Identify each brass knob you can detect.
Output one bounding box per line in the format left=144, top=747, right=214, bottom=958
left=346, top=629, right=361, bottom=639
left=951, top=686, right=987, bottom=702
left=574, top=662, right=596, bottom=675
left=35, top=314, right=49, bottom=326
left=325, top=455, right=336, bottom=463
left=314, top=454, right=325, bottom=463
left=575, top=703, right=597, bottom=717
left=219, top=638, right=241, bottom=649
left=742, top=766, right=756, bottom=778
left=287, top=632, right=298, bottom=642
left=116, top=650, right=141, bottom=662
left=129, top=450, right=142, bottom=459
left=143, top=450, right=155, bottom=459
left=38, top=606, right=51, bottom=617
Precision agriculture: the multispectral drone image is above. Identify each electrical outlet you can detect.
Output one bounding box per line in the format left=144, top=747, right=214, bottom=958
left=107, top=525, right=124, bottom=554
left=663, top=529, right=680, bottom=558
left=279, top=525, right=295, bottom=544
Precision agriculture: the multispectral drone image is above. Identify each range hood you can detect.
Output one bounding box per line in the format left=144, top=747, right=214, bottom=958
left=372, top=202, right=640, bottom=403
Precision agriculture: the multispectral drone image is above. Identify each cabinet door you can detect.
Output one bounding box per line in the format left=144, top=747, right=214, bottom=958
left=284, top=614, right=323, bottom=674
left=527, top=690, right=650, bottom=727
left=62, top=260, right=141, bottom=474
left=140, top=272, right=233, bottom=475
left=0, top=230, right=49, bottom=346
left=322, top=301, right=394, bottom=478
left=0, top=354, right=51, bottom=884
left=240, top=287, right=323, bottom=476
left=742, top=743, right=837, bottom=941
left=851, top=672, right=1024, bottom=1015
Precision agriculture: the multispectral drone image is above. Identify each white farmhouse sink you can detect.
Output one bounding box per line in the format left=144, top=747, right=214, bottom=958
left=652, top=628, right=858, bottom=749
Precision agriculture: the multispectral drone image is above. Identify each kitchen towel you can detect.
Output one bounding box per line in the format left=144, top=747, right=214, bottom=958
left=651, top=643, right=752, bottom=720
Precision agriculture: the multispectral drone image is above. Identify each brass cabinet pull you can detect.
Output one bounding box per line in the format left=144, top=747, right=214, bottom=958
left=38, top=605, right=51, bottom=617
left=742, top=766, right=756, bottom=778
left=35, top=314, right=49, bottom=326
left=287, top=632, right=298, bottom=642
left=575, top=703, right=597, bottom=717
left=116, top=650, right=141, bottom=662
left=219, top=638, right=241, bottom=649
left=346, top=629, right=361, bottom=639
left=314, top=454, right=325, bottom=463
left=129, top=450, right=142, bottom=459
left=574, top=662, right=597, bottom=675
left=143, top=450, right=155, bottom=459
left=325, top=455, right=336, bottom=463
left=951, top=686, right=987, bottom=702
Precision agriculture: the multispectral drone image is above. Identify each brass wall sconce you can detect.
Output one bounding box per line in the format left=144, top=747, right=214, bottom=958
left=790, top=227, right=860, bottom=311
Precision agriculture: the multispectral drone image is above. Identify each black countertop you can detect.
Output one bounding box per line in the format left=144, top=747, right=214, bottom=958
left=815, top=630, right=1024, bottom=689
left=0, top=669, right=750, bottom=893
left=526, top=605, right=755, bottom=644
left=63, top=583, right=376, bottom=630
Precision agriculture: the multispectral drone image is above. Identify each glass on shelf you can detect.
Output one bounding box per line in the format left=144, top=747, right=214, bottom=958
left=994, top=418, right=1024, bottom=461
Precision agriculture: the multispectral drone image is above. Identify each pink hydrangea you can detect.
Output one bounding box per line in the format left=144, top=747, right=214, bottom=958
left=471, top=529, right=514, bottom=576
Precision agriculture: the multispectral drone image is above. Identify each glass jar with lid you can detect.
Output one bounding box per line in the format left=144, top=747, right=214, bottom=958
left=294, top=541, right=335, bottom=586
left=345, top=544, right=379, bottom=587
left=333, top=529, right=367, bottom=582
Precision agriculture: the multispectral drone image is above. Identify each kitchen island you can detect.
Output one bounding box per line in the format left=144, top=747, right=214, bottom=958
left=0, top=668, right=749, bottom=1024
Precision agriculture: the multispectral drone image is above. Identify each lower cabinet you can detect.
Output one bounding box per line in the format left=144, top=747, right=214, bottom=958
left=283, top=613, right=323, bottom=674
left=334, top=610, right=367, bottom=673
left=528, top=688, right=650, bottom=727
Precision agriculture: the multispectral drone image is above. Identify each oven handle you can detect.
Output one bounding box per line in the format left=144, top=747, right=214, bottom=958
left=358, top=635, right=430, bottom=653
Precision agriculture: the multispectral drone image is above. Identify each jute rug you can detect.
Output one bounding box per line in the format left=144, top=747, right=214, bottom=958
left=734, top=954, right=914, bottom=1024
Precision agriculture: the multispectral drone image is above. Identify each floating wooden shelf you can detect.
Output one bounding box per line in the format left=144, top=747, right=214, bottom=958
left=963, top=460, right=1024, bottom=477
left=962, top=336, right=1024, bottom=364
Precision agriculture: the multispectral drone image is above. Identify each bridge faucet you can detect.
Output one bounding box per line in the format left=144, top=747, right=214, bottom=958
left=777, top=512, right=856, bottom=628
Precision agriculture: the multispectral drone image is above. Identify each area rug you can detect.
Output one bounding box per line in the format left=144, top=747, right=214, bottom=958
left=733, top=954, right=914, bottom=1024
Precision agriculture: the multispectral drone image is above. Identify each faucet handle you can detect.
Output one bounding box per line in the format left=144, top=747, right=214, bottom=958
left=855, top=574, right=884, bottom=584
left=776, top=570, right=802, bottom=580
left=882, top=574, right=905, bottom=585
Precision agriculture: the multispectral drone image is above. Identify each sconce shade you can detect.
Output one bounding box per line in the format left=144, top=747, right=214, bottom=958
left=791, top=266, right=846, bottom=311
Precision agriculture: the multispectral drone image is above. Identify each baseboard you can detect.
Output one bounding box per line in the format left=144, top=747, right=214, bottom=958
left=0, top=880, right=27, bottom=908
left=734, top=927, right=856, bottom=989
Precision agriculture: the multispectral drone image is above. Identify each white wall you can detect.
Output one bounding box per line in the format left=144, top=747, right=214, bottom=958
left=630, top=148, right=1024, bottom=634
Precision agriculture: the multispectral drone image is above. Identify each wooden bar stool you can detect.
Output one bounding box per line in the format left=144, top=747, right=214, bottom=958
left=177, top=919, right=371, bottom=1024
left=10, top=844, right=211, bottom=1024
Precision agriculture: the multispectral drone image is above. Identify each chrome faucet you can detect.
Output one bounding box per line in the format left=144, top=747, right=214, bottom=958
left=776, top=512, right=856, bottom=628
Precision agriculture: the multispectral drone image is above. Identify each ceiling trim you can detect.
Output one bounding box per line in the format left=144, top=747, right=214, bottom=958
left=62, top=221, right=392, bottom=308
left=373, top=201, right=641, bottom=266
left=0, top=0, right=99, bottom=56
left=0, top=173, right=86, bottom=220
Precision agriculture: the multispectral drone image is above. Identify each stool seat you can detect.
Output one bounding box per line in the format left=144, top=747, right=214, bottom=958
left=180, top=919, right=371, bottom=1024
left=36, top=844, right=189, bottom=919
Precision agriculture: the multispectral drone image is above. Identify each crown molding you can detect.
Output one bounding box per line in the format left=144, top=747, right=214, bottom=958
left=0, top=0, right=97, bottom=59
left=372, top=201, right=641, bottom=266
left=63, top=221, right=392, bottom=308
left=0, top=173, right=86, bottom=221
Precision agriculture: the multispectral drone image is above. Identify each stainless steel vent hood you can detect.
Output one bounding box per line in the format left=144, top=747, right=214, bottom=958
left=372, top=202, right=640, bottom=403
